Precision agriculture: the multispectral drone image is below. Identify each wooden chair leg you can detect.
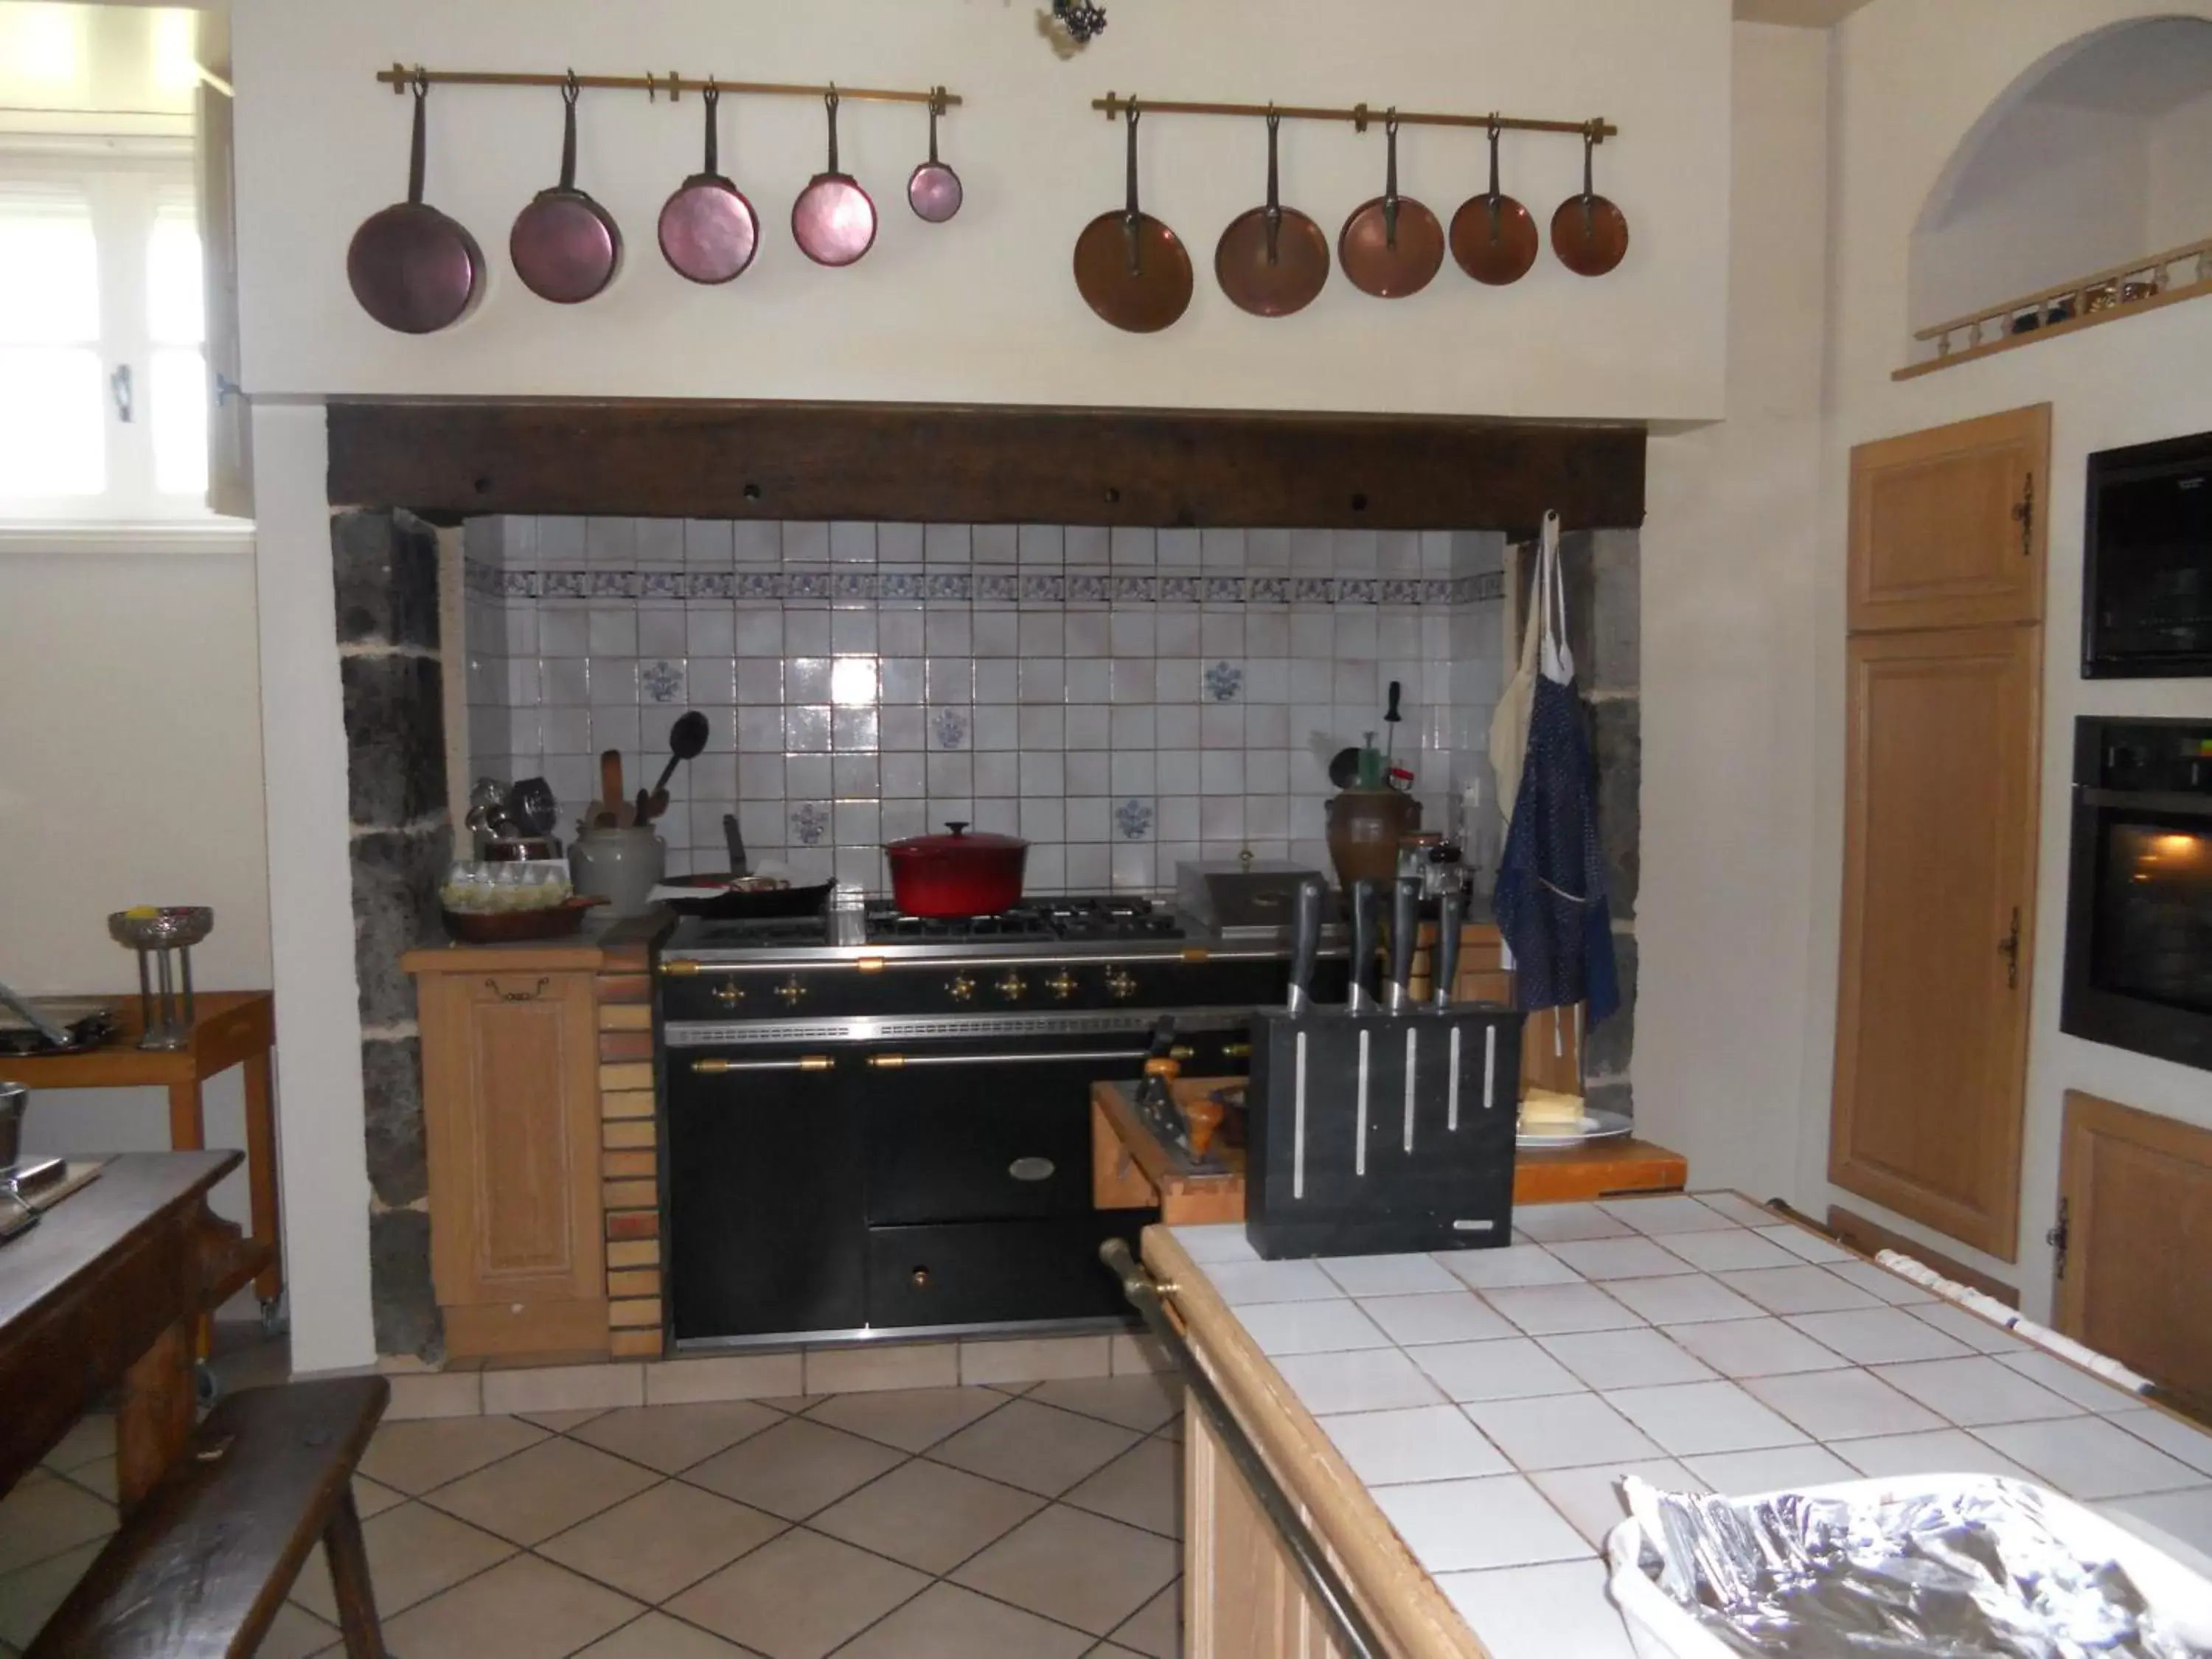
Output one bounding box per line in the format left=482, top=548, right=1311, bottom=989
left=321, top=1486, right=388, bottom=1659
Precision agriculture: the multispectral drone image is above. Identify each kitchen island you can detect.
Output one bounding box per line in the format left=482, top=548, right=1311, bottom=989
left=1146, top=1194, right=2212, bottom=1658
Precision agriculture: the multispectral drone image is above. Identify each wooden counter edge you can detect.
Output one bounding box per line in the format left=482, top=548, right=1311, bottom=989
left=1145, top=1225, right=1492, bottom=1659
left=400, top=940, right=608, bottom=975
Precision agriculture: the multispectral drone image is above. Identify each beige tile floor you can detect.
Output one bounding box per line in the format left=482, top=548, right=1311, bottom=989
left=0, top=1371, right=1188, bottom=1659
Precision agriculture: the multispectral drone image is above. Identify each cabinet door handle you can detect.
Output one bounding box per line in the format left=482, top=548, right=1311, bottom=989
left=485, top=976, right=550, bottom=1002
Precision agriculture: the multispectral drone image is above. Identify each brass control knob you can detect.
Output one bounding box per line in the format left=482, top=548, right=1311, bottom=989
left=1045, top=969, right=1077, bottom=1001
left=1104, top=966, right=1138, bottom=1001
left=947, top=973, right=976, bottom=1004
left=911, top=1267, right=931, bottom=1289
left=775, top=975, right=806, bottom=1008
left=712, top=981, right=745, bottom=1007
left=995, top=972, right=1028, bottom=1002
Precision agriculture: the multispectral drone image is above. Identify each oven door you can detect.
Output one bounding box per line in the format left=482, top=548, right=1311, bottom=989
left=665, top=1044, right=866, bottom=1344
left=2063, top=788, right=2212, bottom=1070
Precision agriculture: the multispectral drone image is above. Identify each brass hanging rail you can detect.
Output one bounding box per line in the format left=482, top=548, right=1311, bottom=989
left=1093, top=91, right=1613, bottom=140
left=375, top=64, right=960, bottom=108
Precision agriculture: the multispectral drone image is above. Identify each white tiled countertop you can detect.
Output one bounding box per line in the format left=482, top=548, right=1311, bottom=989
left=1162, top=1192, right=2212, bottom=1659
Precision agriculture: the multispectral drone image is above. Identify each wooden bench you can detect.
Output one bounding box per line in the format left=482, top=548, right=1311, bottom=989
left=29, top=1375, right=392, bottom=1658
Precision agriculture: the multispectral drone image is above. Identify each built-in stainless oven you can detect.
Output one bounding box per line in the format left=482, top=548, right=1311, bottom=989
left=2084, top=431, right=2212, bottom=678
left=2062, top=717, right=2212, bottom=1071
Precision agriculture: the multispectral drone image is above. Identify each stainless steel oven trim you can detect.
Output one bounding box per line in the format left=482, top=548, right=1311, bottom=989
left=662, top=939, right=1313, bottom=970
left=664, top=1007, right=1258, bottom=1048
left=672, top=1313, right=1136, bottom=1352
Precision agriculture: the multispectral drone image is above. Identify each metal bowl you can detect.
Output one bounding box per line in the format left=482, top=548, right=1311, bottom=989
left=107, top=906, right=215, bottom=951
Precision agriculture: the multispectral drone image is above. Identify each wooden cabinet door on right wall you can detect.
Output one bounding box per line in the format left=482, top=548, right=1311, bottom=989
left=2057, top=1093, right=2212, bottom=1415
left=1848, top=405, right=2048, bottom=633
left=1831, top=624, right=2042, bottom=1259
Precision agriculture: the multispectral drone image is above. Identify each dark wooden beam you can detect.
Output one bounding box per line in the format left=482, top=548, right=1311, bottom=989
left=325, top=400, right=1645, bottom=531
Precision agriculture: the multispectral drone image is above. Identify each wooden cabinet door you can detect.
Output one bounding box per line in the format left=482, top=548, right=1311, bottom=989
left=2058, top=1093, right=2212, bottom=1415
left=420, top=970, right=604, bottom=1312
left=1185, top=1404, right=1343, bottom=1659
left=1848, top=405, right=2048, bottom=633
left=1831, top=625, right=2040, bottom=1258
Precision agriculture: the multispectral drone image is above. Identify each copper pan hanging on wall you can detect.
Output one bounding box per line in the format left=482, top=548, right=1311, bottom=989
left=1550, top=123, right=1629, bottom=277
left=792, top=88, right=878, bottom=268
left=907, top=86, right=963, bottom=223
left=1214, top=109, right=1329, bottom=317
left=510, top=74, right=623, bottom=303
left=1450, top=116, right=1539, bottom=286
left=1073, top=100, right=1193, bottom=333
left=346, top=72, right=483, bottom=333
left=658, top=82, right=759, bottom=285
left=1339, top=111, right=1443, bottom=300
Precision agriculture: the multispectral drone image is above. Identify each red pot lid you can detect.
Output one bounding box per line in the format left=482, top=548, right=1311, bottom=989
left=886, top=820, right=1029, bottom=855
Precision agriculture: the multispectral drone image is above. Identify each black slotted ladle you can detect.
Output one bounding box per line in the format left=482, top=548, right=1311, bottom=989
left=1551, top=123, right=1629, bottom=277
left=644, top=711, right=711, bottom=821
left=1451, top=114, right=1540, bottom=286
left=1074, top=101, right=1193, bottom=333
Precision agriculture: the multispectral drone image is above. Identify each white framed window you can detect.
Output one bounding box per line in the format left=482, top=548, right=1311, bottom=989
left=0, top=144, right=218, bottom=524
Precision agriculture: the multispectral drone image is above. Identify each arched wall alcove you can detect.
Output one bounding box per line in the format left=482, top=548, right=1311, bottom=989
left=1908, top=13, right=2212, bottom=341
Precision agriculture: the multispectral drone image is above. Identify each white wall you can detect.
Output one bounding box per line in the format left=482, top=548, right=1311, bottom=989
left=230, top=0, right=1730, bottom=421
left=228, top=0, right=1737, bottom=1369
left=0, top=536, right=269, bottom=1232
left=2147, top=85, right=2212, bottom=251
left=1798, top=0, right=2212, bottom=1315
left=1909, top=100, right=2146, bottom=330
left=1635, top=23, right=1827, bottom=1201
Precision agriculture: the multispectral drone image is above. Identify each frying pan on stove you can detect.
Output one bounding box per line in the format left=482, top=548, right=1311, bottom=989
left=1074, top=101, right=1193, bottom=333
left=347, top=72, right=483, bottom=333
left=511, top=74, right=623, bottom=303
left=658, top=83, right=758, bottom=285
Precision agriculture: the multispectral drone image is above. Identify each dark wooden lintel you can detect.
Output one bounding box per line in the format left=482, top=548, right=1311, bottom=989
left=326, top=399, right=1645, bottom=532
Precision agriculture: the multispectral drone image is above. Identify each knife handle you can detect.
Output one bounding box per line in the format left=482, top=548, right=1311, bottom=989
left=1434, top=884, right=1464, bottom=1009
left=1287, top=876, right=1324, bottom=1015
left=1349, top=880, right=1378, bottom=1012
left=1388, top=877, right=1419, bottom=1012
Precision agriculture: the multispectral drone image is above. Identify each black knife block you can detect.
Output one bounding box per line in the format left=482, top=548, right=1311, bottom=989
left=1245, top=1004, right=1522, bottom=1260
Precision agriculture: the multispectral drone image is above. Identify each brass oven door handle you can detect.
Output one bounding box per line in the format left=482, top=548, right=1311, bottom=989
left=866, top=1048, right=1147, bottom=1069
left=691, top=1054, right=835, bottom=1075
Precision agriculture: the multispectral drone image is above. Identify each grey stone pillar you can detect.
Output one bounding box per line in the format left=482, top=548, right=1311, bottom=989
left=334, top=508, right=448, bottom=1359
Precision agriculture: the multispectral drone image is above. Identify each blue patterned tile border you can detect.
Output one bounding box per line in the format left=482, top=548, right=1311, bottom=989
left=465, top=568, right=1503, bottom=605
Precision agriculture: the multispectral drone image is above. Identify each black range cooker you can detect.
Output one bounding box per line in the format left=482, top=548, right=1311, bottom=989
left=657, top=896, right=1321, bottom=1349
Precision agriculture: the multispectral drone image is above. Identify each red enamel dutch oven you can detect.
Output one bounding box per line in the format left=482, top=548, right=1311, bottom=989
left=884, top=821, right=1029, bottom=917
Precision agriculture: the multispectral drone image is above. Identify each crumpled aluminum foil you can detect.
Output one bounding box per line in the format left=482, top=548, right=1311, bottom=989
left=1623, top=1475, right=2212, bottom=1658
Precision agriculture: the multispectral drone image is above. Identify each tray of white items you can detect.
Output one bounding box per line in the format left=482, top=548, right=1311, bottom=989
left=1605, top=1474, right=2212, bottom=1659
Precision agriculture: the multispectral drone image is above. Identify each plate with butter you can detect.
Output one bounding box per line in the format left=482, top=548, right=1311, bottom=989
left=1516, top=1086, right=1633, bottom=1148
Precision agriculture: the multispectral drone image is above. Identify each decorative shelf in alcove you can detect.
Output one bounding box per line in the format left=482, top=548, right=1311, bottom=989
left=1896, top=234, right=2212, bottom=381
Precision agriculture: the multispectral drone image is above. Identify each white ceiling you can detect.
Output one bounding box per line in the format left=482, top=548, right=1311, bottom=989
left=1732, top=0, right=1874, bottom=26
left=2030, top=15, right=2212, bottom=115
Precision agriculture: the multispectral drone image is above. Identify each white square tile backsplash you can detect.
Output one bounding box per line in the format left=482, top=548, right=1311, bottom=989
left=463, top=518, right=1503, bottom=894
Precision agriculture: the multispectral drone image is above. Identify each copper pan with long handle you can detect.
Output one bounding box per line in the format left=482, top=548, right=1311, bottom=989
left=1550, top=124, right=1629, bottom=277
left=1339, top=111, right=1442, bottom=300
left=792, top=89, right=878, bottom=268
left=511, top=74, right=623, bottom=303
left=658, top=82, right=759, bottom=285
left=1450, top=116, right=1539, bottom=287
left=1074, top=101, right=1192, bottom=333
left=1214, top=109, right=1329, bottom=318
left=347, top=72, right=483, bottom=333
left=907, top=86, right=963, bottom=223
